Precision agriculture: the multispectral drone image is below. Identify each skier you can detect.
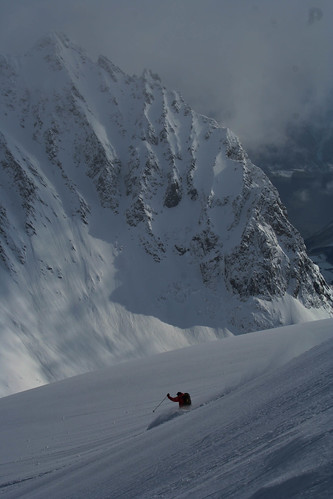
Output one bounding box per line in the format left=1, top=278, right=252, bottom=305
left=167, top=392, right=191, bottom=408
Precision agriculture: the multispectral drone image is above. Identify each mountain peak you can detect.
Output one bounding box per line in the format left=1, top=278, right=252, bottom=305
left=141, top=68, right=162, bottom=84
left=0, top=34, right=332, bottom=396
left=29, top=32, right=79, bottom=54
left=23, top=32, right=88, bottom=75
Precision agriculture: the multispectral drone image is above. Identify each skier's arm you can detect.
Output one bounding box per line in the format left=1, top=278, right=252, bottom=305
left=167, top=393, right=180, bottom=402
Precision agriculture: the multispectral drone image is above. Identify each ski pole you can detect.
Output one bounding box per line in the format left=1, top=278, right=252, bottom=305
left=153, top=395, right=168, bottom=413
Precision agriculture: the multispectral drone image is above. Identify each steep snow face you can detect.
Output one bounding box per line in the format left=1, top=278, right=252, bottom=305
left=0, top=33, right=332, bottom=396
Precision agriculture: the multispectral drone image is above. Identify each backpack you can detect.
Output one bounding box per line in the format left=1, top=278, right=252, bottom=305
left=182, top=392, right=191, bottom=406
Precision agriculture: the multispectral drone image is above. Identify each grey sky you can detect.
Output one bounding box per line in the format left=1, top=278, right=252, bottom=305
left=1, top=0, right=332, bottom=150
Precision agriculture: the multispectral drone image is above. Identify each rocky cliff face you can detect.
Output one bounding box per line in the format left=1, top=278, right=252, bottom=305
left=0, top=33, right=332, bottom=395
left=305, top=221, right=333, bottom=285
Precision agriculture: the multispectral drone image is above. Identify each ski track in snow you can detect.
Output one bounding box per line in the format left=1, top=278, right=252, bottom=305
left=0, top=319, right=332, bottom=498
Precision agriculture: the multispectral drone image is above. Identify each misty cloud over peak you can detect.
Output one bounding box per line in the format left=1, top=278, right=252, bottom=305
left=0, top=0, right=332, bottom=151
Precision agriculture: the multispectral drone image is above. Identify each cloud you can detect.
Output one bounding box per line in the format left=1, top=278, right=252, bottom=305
left=0, top=0, right=332, bottom=151
left=308, top=7, right=323, bottom=25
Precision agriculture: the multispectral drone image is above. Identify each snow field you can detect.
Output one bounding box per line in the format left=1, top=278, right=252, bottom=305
left=0, top=318, right=332, bottom=497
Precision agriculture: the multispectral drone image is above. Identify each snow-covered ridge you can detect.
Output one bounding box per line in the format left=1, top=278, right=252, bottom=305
left=0, top=33, right=332, bottom=396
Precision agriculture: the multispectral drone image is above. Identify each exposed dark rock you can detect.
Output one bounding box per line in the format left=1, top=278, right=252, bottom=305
left=164, top=179, right=182, bottom=208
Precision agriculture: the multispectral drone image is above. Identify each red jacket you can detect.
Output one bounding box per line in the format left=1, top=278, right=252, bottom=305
left=167, top=393, right=185, bottom=407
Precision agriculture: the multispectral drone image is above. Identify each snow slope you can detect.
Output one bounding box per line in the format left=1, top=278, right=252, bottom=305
left=0, top=319, right=332, bottom=498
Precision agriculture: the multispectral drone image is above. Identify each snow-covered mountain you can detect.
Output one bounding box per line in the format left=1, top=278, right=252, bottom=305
left=0, top=33, right=332, bottom=396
